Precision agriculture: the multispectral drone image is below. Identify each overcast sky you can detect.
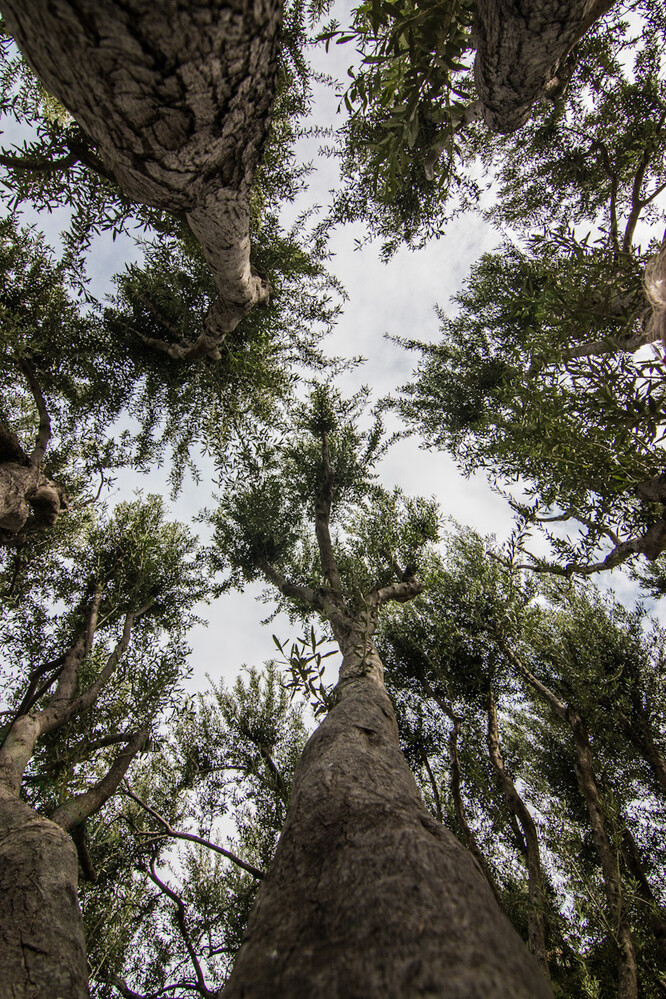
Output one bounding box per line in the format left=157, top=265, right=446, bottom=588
left=5, top=10, right=662, bottom=699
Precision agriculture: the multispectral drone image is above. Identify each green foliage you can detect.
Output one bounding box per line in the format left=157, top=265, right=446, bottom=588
left=377, top=526, right=666, bottom=995
left=1, top=495, right=207, bottom=825
left=209, top=385, right=438, bottom=617
left=396, top=230, right=666, bottom=572
left=273, top=627, right=337, bottom=717
left=80, top=664, right=309, bottom=997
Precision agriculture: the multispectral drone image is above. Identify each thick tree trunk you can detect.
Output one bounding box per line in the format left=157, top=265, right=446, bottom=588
left=221, top=641, right=552, bottom=998
left=568, top=708, right=638, bottom=999
left=1, top=0, right=281, bottom=353
left=473, top=0, right=617, bottom=133
left=486, top=691, right=550, bottom=981
left=0, top=797, right=88, bottom=999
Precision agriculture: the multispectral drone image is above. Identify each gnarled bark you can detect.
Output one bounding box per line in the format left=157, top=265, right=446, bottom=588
left=0, top=360, right=67, bottom=544
left=473, top=0, right=617, bottom=133
left=0, top=460, right=66, bottom=543
left=1, top=0, right=281, bottom=356
left=221, top=636, right=552, bottom=998
left=0, top=798, right=88, bottom=999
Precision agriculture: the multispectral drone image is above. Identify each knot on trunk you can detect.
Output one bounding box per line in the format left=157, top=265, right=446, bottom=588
left=644, top=246, right=666, bottom=348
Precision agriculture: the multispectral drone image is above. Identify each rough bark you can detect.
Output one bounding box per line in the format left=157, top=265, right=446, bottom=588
left=486, top=691, right=550, bottom=980
left=0, top=460, right=67, bottom=543
left=221, top=635, right=552, bottom=999
left=0, top=599, right=147, bottom=997
left=0, top=797, right=88, bottom=999
left=473, top=0, right=617, bottom=133
left=1, top=0, right=281, bottom=356
left=0, top=360, right=67, bottom=544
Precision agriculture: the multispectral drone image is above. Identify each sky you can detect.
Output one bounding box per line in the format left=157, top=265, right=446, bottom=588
left=3, top=9, right=662, bottom=701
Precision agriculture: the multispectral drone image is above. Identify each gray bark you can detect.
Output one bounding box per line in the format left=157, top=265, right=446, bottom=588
left=221, top=634, right=552, bottom=999
left=0, top=0, right=281, bottom=356
left=473, top=0, right=617, bottom=133
left=0, top=798, right=88, bottom=999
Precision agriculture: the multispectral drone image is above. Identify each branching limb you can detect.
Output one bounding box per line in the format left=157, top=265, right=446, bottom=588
left=12, top=651, right=68, bottom=720
left=623, top=146, right=654, bottom=253
left=591, top=140, right=620, bottom=257
left=258, top=560, right=324, bottom=610
left=49, top=728, right=149, bottom=831
left=147, top=858, right=217, bottom=998
left=373, top=577, right=423, bottom=606
left=124, top=789, right=264, bottom=880
left=494, top=636, right=567, bottom=721
left=314, top=430, right=342, bottom=593
left=16, top=356, right=51, bottom=466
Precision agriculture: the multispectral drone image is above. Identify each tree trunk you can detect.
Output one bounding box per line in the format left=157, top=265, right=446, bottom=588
left=1, top=0, right=281, bottom=352
left=568, top=708, right=638, bottom=999
left=221, top=640, right=552, bottom=998
left=486, top=691, right=550, bottom=981
left=473, top=0, right=617, bottom=132
left=0, top=797, right=88, bottom=999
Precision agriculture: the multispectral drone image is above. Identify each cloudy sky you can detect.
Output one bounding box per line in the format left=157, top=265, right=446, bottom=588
left=5, top=9, right=658, bottom=699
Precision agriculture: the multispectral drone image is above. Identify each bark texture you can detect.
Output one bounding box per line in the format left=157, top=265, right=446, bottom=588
left=0, top=798, right=88, bottom=999
left=473, top=0, right=617, bottom=132
left=1, top=0, right=281, bottom=355
left=0, top=460, right=66, bottom=543
left=221, top=665, right=552, bottom=998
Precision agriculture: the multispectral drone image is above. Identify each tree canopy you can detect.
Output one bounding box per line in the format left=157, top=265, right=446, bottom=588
left=0, top=2, right=664, bottom=998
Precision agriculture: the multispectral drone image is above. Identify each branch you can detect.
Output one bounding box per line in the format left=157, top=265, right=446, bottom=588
left=421, top=752, right=443, bottom=823
left=258, top=560, right=323, bottom=609
left=314, top=430, right=342, bottom=593
left=494, top=636, right=567, bottom=720
left=49, top=728, right=148, bottom=831
left=147, top=859, right=216, bottom=998
left=534, top=510, right=621, bottom=547
left=591, top=141, right=620, bottom=257
left=374, top=577, right=423, bottom=606
left=0, top=149, right=78, bottom=174
left=509, top=514, right=666, bottom=578
left=124, top=789, right=264, bottom=880
left=133, top=295, right=223, bottom=362
left=623, top=146, right=652, bottom=253
left=12, top=651, right=68, bottom=720
left=71, top=610, right=138, bottom=716
left=71, top=821, right=98, bottom=882
left=16, top=356, right=51, bottom=466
